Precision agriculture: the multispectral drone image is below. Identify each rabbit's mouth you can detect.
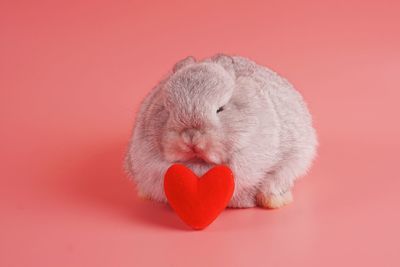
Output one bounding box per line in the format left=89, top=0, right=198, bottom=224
left=185, top=157, right=209, bottom=165
left=191, top=149, right=225, bottom=165
left=162, top=133, right=226, bottom=165
left=167, top=149, right=225, bottom=165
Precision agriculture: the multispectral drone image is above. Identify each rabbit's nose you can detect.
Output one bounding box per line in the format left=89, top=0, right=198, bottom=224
left=181, top=128, right=201, bottom=146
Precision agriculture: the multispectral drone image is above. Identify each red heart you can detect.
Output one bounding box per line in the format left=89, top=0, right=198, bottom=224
left=164, top=164, right=235, bottom=230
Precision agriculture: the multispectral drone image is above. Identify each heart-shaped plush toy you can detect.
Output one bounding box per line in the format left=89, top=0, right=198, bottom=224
left=164, top=164, right=235, bottom=230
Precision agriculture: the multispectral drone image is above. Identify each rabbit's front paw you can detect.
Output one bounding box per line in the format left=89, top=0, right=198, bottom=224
left=256, top=190, right=293, bottom=209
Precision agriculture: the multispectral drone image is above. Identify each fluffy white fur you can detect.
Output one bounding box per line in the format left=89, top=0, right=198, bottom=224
left=124, top=54, right=317, bottom=208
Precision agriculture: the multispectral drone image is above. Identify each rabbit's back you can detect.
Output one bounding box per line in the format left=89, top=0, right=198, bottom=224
left=232, top=56, right=317, bottom=178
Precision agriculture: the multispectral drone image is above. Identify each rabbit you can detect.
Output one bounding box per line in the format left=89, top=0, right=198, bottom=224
left=124, top=54, right=317, bottom=208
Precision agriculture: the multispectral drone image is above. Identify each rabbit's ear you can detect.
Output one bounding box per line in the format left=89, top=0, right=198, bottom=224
left=173, top=56, right=196, bottom=73
left=211, top=54, right=235, bottom=78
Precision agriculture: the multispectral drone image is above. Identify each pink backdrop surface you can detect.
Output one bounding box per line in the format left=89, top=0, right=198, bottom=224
left=1, top=0, right=400, bottom=266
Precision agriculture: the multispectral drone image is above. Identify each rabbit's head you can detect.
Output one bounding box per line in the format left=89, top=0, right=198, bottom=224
left=161, top=55, right=259, bottom=165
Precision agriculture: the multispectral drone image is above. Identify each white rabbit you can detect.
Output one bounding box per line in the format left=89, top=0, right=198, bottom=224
left=125, top=54, right=317, bottom=208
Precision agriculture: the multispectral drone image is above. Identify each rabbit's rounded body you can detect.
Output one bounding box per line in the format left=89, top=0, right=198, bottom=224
left=125, top=55, right=317, bottom=208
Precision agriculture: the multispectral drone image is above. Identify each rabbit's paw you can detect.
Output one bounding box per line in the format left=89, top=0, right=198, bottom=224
left=256, top=190, right=293, bottom=209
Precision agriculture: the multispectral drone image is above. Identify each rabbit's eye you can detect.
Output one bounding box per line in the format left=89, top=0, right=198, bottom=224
left=216, top=106, right=224, bottom=113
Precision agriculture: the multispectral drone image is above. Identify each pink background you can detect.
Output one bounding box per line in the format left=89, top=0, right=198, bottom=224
left=1, top=0, right=399, bottom=266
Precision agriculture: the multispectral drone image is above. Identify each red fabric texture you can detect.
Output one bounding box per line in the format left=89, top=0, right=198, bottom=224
left=164, top=164, right=234, bottom=230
